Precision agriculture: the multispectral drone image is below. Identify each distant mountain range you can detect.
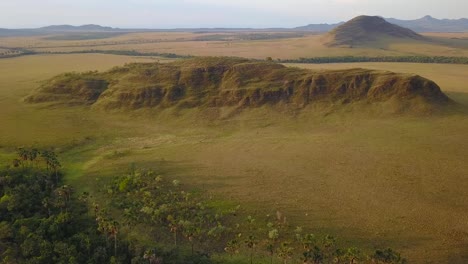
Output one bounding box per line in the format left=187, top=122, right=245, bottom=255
left=1, top=16, right=467, bottom=37
left=297, top=16, right=468, bottom=33
left=0, top=24, right=135, bottom=37
left=386, top=16, right=468, bottom=32
left=0, top=25, right=267, bottom=37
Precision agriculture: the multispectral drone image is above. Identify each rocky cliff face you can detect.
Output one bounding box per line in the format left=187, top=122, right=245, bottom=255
left=26, top=57, right=451, bottom=114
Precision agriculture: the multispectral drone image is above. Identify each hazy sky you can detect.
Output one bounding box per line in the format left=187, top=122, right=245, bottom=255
left=0, top=0, right=466, bottom=28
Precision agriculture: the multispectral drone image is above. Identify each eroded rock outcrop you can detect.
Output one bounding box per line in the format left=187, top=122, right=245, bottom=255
left=26, top=57, right=451, bottom=114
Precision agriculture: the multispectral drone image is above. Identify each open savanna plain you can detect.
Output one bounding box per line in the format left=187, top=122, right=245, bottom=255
left=2, top=31, right=468, bottom=59
left=0, top=38, right=467, bottom=263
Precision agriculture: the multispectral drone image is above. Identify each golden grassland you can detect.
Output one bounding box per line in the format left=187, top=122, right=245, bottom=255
left=0, top=54, right=467, bottom=262
left=0, top=54, right=158, bottom=146
left=422, top=32, right=468, bottom=38
left=1, top=31, right=468, bottom=59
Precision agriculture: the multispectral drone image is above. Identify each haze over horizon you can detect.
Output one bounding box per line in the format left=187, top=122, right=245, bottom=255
left=1, top=0, right=467, bottom=29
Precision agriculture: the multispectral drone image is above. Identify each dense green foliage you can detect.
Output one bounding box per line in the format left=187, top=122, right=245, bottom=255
left=280, top=55, right=468, bottom=64
left=0, top=148, right=133, bottom=263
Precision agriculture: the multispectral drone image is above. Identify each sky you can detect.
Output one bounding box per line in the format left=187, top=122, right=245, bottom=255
left=0, top=0, right=467, bottom=28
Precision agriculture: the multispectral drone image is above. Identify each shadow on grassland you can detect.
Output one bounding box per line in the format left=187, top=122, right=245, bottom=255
left=445, top=91, right=468, bottom=115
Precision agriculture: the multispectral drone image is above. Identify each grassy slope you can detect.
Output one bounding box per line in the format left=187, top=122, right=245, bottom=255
left=0, top=54, right=467, bottom=262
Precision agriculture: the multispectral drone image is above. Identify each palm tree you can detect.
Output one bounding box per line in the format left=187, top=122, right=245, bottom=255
left=28, top=148, right=39, bottom=168
left=277, top=242, right=294, bottom=264
left=109, top=220, right=119, bottom=257
left=41, top=150, right=61, bottom=185
left=17, top=148, right=29, bottom=168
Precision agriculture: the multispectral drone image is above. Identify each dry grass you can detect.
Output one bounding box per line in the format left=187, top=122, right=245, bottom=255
left=0, top=54, right=158, bottom=147
left=422, top=32, right=468, bottom=39
left=2, top=31, right=468, bottom=59
left=27, top=35, right=403, bottom=59
left=0, top=54, right=467, bottom=263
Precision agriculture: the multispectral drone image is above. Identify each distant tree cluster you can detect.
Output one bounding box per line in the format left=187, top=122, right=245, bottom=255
left=46, top=50, right=193, bottom=59
left=0, top=49, right=35, bottom=59
left=279, top=55, right=468, bottom=64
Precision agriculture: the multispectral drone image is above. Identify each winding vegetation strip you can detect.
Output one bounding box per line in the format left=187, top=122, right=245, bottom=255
left=2, top=48, right=468, bottom=65
left=279, top=55, right=468, bottom=64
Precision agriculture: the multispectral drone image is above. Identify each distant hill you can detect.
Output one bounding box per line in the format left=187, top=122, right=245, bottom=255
left=296, top=16, right=468, bottom=33
left=294, top=22, right=344, bottom=32
left=2, top=16, right=468, bottom=38
left=325, top=16, right=425, bottom=47
left=0, top=24, right=124, bottom=37
left=25, top=57, right=452, bottom=115
left=386, top=16, right=468, bottom=32
left=39, top=24, right=116, bottom=32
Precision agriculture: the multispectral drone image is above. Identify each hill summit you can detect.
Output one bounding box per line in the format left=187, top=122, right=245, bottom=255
left=25, top=57, right=451, bottom=115
left=39, top=24, right=116, bottom=32
left=325, top=15, right=425, bottom=47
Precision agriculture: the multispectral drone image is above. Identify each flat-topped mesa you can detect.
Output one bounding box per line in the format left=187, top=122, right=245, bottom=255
left=25, top=57, right=452, bottom=114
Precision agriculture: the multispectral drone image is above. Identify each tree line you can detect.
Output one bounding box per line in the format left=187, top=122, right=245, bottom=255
left=278, top=56, right=468, bottom=64
left=43, top=50, right=193, bottom=59
left=2, top=47, right=468, bottom=65
left=0, top=49, right=35, bottom=59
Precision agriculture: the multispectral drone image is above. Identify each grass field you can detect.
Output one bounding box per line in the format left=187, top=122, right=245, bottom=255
left=0, top=54, right=158, bottom=147
left=0, top=54, right=467, bottom=262
left=2, top=31, right=468, bottom=59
